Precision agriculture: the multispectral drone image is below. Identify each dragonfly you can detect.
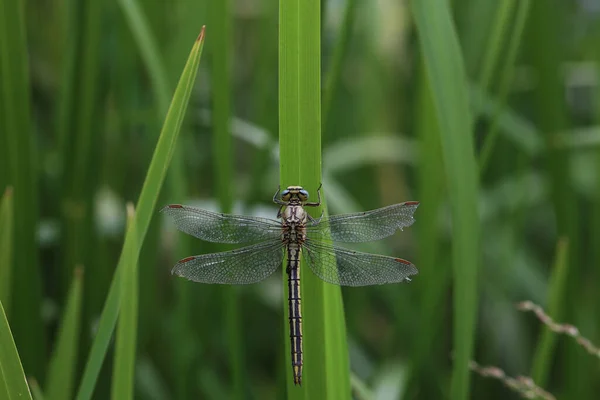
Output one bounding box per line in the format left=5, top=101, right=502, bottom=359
left=161, top=185, right=419, bottom=386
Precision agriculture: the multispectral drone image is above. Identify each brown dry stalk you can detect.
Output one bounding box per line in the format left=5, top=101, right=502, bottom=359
left=516, top=300, right=600, bottom=359
left=468, top=360, right=556, bottom=400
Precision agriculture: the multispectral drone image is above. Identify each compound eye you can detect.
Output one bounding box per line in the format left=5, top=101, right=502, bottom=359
left=299, top=190, right=309, bottom=200
left=281, top=190, right=291, bottom=201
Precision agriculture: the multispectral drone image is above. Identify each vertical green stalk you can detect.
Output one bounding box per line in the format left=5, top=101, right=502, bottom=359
left=593, top=16, right=600, bottom=368
left=478, top=0, right=532, bottom=174
left=411, top=1, right=479, bottom=399
left=402, top=65, right=448, bottom=399
left=111, top=205, right=139, bottom=400
left=208, top=1, right=242, bottom=397
left=530, top=238, right=569, bottom=388
left=249, top=0, right=277, bottom=199
left=117, top=0, right=194, bottom=369
left=476, top=1, right=515, bottom=94
left=527, top=3, right=580, bottom=397
left=56, top=0, right=104, bottom=359
left=167, top=2, right=206, bottom=398
left=209, top=0, right=233, bottom=213
left=45, top=267, right=84, bottom=400
left=0, top=187, right=13, bottom=314
left=60, top=0, right=103, bottom=296
left=118, top=0, right=171, bottom=116
left=0, top=0, right=45, bottom=379
left=279, top=0, right=351, bottom=398
left=322, top=0, right=357, bottom=130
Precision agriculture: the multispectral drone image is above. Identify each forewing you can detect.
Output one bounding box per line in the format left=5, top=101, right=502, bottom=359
left=302, top=239, right=417, bottom=286
left=171, top=241, right=285, bottom=284
left=306, top=201, right=419, bottom=243
left=161, top=204, right=281, bottom=244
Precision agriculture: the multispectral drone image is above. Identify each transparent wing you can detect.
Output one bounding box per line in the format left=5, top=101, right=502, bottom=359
left=302, top=239, right=417, bottom=286
left=171, top=241, right=285, bottom=284
left=161, top=204, right=281, bottom=244
left=306, top=201, right=419, bottom=243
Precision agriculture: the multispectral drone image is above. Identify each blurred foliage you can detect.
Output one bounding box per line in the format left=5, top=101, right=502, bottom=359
left=0, top=0, right=599, bottom=399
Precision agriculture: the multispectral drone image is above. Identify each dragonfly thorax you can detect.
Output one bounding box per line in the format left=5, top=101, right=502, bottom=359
left=281, top=205, right=308, bottom=244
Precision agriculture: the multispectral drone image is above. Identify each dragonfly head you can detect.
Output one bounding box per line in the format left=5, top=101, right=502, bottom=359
left=282, top=186, right=309, bottom=202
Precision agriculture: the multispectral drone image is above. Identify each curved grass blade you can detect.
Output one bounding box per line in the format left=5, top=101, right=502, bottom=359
left=411, top=1, right=480, bottom=399
left=75, top=28, right=206, bottom=400
left=0, top=300, right=33, bottom=400
left=45, top=267, right=84, bottom=400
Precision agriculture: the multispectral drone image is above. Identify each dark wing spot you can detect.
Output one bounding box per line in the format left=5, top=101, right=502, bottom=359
left=167, top=204, right=184, bottom=209
left=394, top=258, right=412, bottom=265
left=179, top=256, right=196, bottom=263
left=404, top=201, right=420, bottom=206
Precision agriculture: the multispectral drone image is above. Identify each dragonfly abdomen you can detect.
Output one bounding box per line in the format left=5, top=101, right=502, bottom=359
left=287, top=243, right=303, bottom=385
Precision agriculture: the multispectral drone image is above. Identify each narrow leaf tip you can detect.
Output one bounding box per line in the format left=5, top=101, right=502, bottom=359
left=74, top=265, right=84, bottom=279
left=126, top=202, right=135, bottom=219
left=197, top=26, right=206, bottom=43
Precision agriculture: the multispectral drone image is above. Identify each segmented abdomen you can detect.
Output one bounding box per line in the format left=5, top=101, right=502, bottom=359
left=287, top=244, right=303, bottom=385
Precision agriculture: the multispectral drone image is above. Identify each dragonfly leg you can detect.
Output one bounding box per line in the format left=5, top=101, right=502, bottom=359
left=308, top=210, right=324, bottom=225
left=273, top=186, right=287, bottom=206
left=304, top=183, right=322, bottom=207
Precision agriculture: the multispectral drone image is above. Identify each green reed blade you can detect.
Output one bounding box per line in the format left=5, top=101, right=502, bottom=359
left=401, top=63, right=449, bottom=400
left=111, top=205, right=139, bottom=400
left=477, top=1, right=516, bottom=95
left=0, top=0, right=44, bottom=378
left=531, top=238, right=569, bottom=388
left=207, top=0, right=244, bottom=396
left=411, top=1, right=480, bottom=399
left=479, top=0, right=532, bottom=175
left=28, top=378, right=44, bottom=400
left=279, top=0, right=351, bottom=398
left=322, top=0, right=357, bottom=130
left=45, top=267, right=84, bottom=400
left=0, top=300, right=33, bottom=400
left=117, top=0, right=170, bottom=116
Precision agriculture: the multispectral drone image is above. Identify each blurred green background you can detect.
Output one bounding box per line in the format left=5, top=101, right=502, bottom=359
left=1, top=0, right=600, bottom=399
